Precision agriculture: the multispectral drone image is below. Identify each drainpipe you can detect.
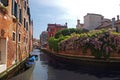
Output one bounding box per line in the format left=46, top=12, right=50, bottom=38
left=16, top=19, right=18, bottom=63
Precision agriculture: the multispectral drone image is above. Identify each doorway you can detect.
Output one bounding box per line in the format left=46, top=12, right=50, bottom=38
left=0, top=38, right=7, bottom=64
left=0, top=38, right=7, bottom=73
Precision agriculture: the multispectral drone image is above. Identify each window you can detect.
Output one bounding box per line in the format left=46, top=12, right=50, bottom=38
left=14, top=2, right=18, bottom=18
left=18, top=33, right=21, bottom=42
left=19, top=9, right=22, bottom=23
left=12, top=0, right=18, bottom=18
left=12, top=0, right=14, bottom=15
left=24, top=0, right=26, bottom=10
left=12, top=32, right=16, bottom=41
left=0, top=0, right=8, bottom=6
left=27, top=7, right=30, bottom=15
left=26, top=22, right=28, bottom=31
left=24, top=18, right=26, bottom=28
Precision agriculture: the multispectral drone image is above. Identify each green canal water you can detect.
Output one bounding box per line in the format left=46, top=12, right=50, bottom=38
left=10, top=49, right=120, bottom=80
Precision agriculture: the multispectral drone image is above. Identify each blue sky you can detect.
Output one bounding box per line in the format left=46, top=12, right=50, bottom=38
left=29, top=0, right=120, bottom=39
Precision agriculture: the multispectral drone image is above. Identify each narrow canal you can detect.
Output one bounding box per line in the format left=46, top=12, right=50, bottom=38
left=31, top=49, right=120, bottom=80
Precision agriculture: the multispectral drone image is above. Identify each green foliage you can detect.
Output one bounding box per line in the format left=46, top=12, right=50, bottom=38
left=48, top=36, right=70, bottom=52
left=49, top=29, right=120, bottom=59
left=55, top=28, right=89, bottom=38
left=91, top=49, right=102, bottom=58
left=48, top=37, right=59, bottom=52
left=58, top=29, right=120, bottom=58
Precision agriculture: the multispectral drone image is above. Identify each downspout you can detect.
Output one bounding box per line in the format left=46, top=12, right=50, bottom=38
left=16, top=20, right=18, bottom=62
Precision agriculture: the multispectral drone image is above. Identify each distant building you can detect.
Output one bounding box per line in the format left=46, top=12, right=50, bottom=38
left=84, top=13, right=104, bottom=30
left=96, top=15, right=120, bottom=32
left=76, top=19, right=84, bottom=29
left=96, top=19, right=112, bottom=30
left=47, top=23, right=67, bottom=39
left=40, top=31, right=48, bottom=48
left=33, top=38, right=40, bottom=49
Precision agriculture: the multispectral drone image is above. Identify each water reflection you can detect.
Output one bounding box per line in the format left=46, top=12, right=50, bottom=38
left=33, top=50, right=120, bottom=80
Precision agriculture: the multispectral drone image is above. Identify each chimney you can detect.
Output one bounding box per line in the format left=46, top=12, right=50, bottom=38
left=117, top=15, right=119, bottom=21
left=112, top=17, right=115, bottom=27
left=77, top=19, right=80, bottom=25
left=65, top=22, right=67, bottom=27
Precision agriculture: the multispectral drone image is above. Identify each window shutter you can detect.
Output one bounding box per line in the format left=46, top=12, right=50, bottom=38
left=12, top=0, right=14, bottom=15
left=14, top=2, right=18, bottom=18
left=19, top=9, right=22, bottom=23
left=24, top=18, right=25, bottom=28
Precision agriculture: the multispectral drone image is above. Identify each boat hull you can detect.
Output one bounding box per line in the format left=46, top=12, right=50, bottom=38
left=9, top=64, right=35, bottom=80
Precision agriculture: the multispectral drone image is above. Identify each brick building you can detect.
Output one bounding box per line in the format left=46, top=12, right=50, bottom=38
left=47, top=23, right=67, bottom=39
left=0, top=0, right=33, bottom=73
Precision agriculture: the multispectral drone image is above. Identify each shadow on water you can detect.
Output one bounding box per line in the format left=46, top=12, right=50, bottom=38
left=40, top=52, right=49, bottom=65
left=52, top=63, right=120, bottom=79
left=39, top=52, right=120, bottom=80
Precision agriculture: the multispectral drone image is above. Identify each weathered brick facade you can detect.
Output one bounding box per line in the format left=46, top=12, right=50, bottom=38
left=0, top=0, right=33, bottom=72
left=47, top=23, right=67, bottom=39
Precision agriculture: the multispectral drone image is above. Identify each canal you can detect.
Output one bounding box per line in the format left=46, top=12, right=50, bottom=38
left=31, top=49, right=120, bottom=80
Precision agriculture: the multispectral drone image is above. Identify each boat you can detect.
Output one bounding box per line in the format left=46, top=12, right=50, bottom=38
left=25, top=55, right=36, bottom=68
left=30, top=51, right=39, bottom=61
left=9, top=55, right=36, bottom=80
left=9, top=64, right=35, bottom=80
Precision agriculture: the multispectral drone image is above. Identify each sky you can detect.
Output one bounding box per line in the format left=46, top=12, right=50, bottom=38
left=29, top=0, right=120, bottom=39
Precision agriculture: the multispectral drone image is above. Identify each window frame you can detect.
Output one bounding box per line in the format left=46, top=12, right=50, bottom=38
left=12, top=0, right=18, bottom=18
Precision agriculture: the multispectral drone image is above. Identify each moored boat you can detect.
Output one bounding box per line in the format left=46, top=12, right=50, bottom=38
left=25, top=55, right=36, bottom=68
left=9, top=55, right=36, bottom=80
left=9, top=63, right=35, bottom=80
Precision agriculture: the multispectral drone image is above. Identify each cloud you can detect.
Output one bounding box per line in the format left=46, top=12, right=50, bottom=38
left=65, top=0, right=120, bottom=23
left=31, top=0, right=120, bottom=23
left=32, top=0, right=61, bottom=7
left=30, top=0, right=120, bottom=39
